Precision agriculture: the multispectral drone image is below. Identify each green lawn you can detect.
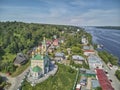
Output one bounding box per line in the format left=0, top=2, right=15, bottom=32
left=11, top=61, right=30, bottom=77
left=22, top=64, right=77, bottom=90
left=2, top=53, right=16, bottom=62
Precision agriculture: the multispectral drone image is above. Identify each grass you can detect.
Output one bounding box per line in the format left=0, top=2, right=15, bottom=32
left=0, top=53, right=30, bottom=77
left=1, top=53, right=16, bottom=62
left=11, top=61, right=30, bottom=77
left=22, top=64, right=77, bottom=90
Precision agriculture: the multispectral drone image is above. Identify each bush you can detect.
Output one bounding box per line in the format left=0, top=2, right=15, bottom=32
left=95, top=87, right=102, bottom=90
left=98, top=51, right=118, bottom=65
left=22, top=64, right=77, bottom=90
left=115, top=70, right=120, bottom=80
left=68, top=67, right=75, bottom=73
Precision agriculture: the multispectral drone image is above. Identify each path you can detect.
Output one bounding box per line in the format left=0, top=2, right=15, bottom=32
left=95, top=50, right=120, bottom=90
left=0, top=67, right=30, bottom=90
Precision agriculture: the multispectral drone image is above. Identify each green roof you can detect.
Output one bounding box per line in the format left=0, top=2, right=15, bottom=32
left=45, top=62, right=49, bottom=67
left=32, top=66, right=42, bottom=72
left=44, top=55, right=50, bottom=61
left=32, top=54, right=43, bottom=60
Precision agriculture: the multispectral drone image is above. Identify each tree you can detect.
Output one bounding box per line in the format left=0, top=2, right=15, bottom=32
left=95, top=87, right=102, bottom=90
left=115, top=70, right=120, bottom=80
left=71, top=46, right=83, bottom=54
left=0, top=76, right=2, bottom=84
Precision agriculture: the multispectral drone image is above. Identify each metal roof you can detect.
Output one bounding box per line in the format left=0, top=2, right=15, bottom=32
left=32, top=66, right=42, bottom=72
left=31, top=54, right=43, bottom=60
left=14, top=53, right=27, bottom=64
left=91, top=80, right=100, bottom=88
left=96, top=69, right=114, bottom=90
left=72, top=55, right=84, bottom=61
left=55, top=52, right=64, bottom=57
left=83, top=45, right=90, bottom=50
left=88, top=55, right=102, bottom=64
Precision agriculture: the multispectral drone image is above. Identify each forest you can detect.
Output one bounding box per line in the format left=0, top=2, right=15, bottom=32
left=96, top=26, right=120, bottom=30
left=0, top=21, right=77, bottom=55
left=0, top=21, right=91, bottom=74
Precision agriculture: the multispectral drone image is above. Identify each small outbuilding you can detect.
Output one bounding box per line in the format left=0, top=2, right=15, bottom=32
left=83, top=45, right=90, bottom=50
left=72, top=55, right=85, bottom=64
left=54, top=52, right=65, bottom=62
left=84, top=50, right=95, bottom=56
left=14, top=53, right=28, bottom=66
left=53, top=39, right=59, bottom=46
left=80, top=68, right=96, bottom=77
left=91, top=79, right=100, bottom=89
left=76, top=84, right=81, bottom=90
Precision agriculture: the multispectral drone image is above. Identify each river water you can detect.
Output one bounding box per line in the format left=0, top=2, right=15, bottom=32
left=84, top=27, right=120, bottom=63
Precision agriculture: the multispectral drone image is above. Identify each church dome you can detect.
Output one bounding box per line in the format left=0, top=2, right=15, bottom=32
left=32, top=66, right=42, bottom=72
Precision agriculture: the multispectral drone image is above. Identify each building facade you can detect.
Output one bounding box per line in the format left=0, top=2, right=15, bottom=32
left=30, top=38, right=50, bottom=79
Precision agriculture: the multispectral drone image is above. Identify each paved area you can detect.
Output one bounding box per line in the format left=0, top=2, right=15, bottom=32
left=0, top=67, right=30, bottom=90
left=9, top=67, right=30, bottom=90
left=102, top=61, right=120, bottom=90
left=27, top=65, right=58, bottom=86
left=96, top=51, right=120, bottom=90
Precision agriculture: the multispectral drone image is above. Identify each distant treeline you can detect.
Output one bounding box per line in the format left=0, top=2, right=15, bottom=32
left=0, top=21, right=88, bottom=57
left=96, top=26, right=120, bottom=30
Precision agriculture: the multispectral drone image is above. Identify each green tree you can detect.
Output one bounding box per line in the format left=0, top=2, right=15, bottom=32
left=95, top=87, right=102, bottom=90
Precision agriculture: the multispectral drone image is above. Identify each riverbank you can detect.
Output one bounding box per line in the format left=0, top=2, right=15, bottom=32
left=93, top=46, right=120, bottom=90
left=84, top=27, right=120, bottom=64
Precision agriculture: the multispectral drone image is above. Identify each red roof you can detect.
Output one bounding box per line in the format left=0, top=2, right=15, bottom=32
left=84, top=50, right=94, bottom=52
left=54, top=39, right=58, bottom=42
left=96, top=69, right=114, bottom=90
left=46, top=40, right=52, bottom=44
left=53, top=39, right=59, bottom=46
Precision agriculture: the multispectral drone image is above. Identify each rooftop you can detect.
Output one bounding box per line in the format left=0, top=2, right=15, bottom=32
left=83, top=45, right=90, bottom=50
left=91, top=79, right=100, bottom=88
left=31, top=54, right=43, bottom=60
left=76, top=84, right=81, bottom=89
left=88, top=55, right=102, bottom=64
left=14, top=53, right=27, bottom=64
left=86, top=70, right=96, bottom=75
left=55, top=52, right=64, bottom=57
left=84, top=50, right=94, bottom=52
left=32, top=66, right=42, bottom=72
left=96, top=69, right=114, bottom=90
left=72, top=55, right=84, bottom=61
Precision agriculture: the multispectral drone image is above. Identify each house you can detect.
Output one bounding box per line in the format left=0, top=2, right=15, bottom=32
left=96, top=69, right=114, bottom=90
left=72, top=55, right=85, bottom=64
left=54, top=52, right=65, bottom=62
left=88, top=55, right=103, bottom=70
left=30, top=38, right=50, bottom=79
left=58, top=37, right=65, bottom=43
left=53, top=39, right=59, bottom=46
left=81, top=36, right=88, bottom=45
left=46, top=40, right=52, bottom=47
left=48, top=45, right=55, bottom=53
left=83, top=45, right=90, bottom=50
left=91, top=80, right=100, bottom=90
left=80, top=68, right=96, bottom=77
left=84, top=50, right=95, bottom=56
left=85, top=70, right=96, bottom=77
left=80, top=77, right=87, bottom=86
left=76, top=84, right=81, bottom=90
left=14, top=53, right=28, bottom=66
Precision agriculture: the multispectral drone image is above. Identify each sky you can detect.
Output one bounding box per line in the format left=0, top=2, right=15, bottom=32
left=0, top=0, right=120, bottom=26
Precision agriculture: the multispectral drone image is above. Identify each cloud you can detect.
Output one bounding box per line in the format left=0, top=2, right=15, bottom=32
left=0, top=0, right=120, bottom=26
left=69, top=9, right=120, bottom=26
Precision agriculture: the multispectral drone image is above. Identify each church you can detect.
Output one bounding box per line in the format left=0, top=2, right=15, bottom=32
left=30, top=37, right=50, bottom=79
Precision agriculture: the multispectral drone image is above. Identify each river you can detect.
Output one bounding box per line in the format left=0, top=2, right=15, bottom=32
left=84, top=27, right=120, bottom=64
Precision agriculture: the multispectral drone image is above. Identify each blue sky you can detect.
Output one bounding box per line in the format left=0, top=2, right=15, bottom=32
left=0, top=0, right=120, bottom=26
